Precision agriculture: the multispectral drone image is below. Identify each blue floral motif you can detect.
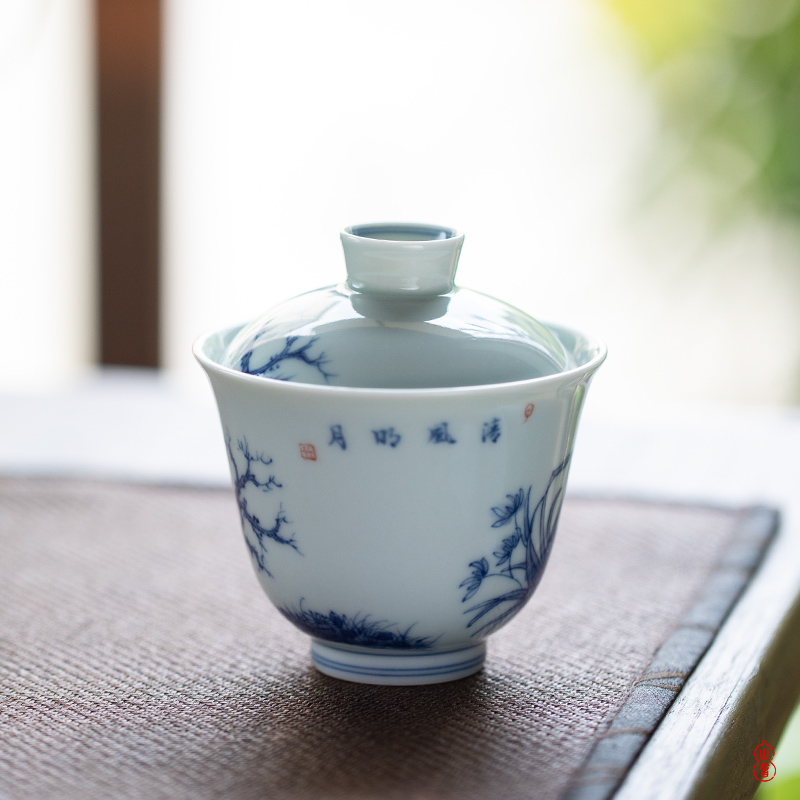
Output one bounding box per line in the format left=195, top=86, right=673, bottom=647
left=279, top=600, right=436, bottom=649
left=459, top=455, right=571, bottom=637
left=240, top=335, right=335, bottom=383
left=226, top=432, right=301, bottom=577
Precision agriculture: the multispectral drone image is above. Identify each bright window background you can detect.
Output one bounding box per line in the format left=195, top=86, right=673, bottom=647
left=163, top=0, right=800, bottom=414
left=0, top=0, right=94, bottom=391
left=1, top=0, right=799, bottom=412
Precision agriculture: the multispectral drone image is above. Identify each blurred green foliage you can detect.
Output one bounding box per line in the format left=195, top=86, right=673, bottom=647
left=603, top=0, right=800, bottom=222
left=755, top=771, right=800, bottom=799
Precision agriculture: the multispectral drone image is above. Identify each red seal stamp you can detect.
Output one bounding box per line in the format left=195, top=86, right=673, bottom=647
left=753, top=740, right=776, bottom=782
left=524, top=403, right=535, bottom=422
left=299, top=443, right=317, bottom=461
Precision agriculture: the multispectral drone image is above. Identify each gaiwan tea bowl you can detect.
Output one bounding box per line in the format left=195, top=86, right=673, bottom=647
left=194, top=222, right=606, bottom=685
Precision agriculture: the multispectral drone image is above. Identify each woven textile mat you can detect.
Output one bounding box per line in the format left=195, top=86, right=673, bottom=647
left=0, top=478, right=777, bottom=800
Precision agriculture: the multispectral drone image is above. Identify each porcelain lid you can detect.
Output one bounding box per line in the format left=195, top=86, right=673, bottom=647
left=222, top=223, right=568, bottom=388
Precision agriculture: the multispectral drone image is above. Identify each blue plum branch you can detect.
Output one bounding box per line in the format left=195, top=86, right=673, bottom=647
left=226, top=431, right=301, bottom=578
left=240, top=335, right=335, bottom=383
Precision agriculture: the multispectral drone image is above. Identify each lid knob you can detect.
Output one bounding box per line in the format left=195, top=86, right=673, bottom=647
left=341, top=223, right=463, bottom=296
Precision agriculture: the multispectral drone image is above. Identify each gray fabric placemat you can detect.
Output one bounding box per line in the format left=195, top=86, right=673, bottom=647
left=0, top=478, right=777, bottom=800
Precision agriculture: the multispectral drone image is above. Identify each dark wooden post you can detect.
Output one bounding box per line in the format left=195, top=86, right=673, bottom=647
left=96, top=0, right=161, bottom=367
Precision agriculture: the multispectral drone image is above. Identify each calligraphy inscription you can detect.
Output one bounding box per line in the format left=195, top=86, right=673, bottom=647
left=303, top=416, right=516, bottom=455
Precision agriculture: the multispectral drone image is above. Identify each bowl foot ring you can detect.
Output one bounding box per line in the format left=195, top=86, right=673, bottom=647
left=310, top=640, right=486, bottom=685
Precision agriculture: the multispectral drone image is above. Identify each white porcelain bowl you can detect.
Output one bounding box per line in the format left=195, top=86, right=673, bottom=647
left=194, top=320, right=605, bottom=684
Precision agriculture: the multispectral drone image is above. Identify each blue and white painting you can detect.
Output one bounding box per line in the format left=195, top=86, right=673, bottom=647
left=279, top=600, right=436, bottom=649
left=459, top=455, right=571, bottom=637
left=239, top=335, right=334, bottom=383
left=226, top=432, right=301, bottom=578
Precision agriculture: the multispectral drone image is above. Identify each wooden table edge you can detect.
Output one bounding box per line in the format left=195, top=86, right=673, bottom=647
left=614, top=508, right=800, bottom=800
